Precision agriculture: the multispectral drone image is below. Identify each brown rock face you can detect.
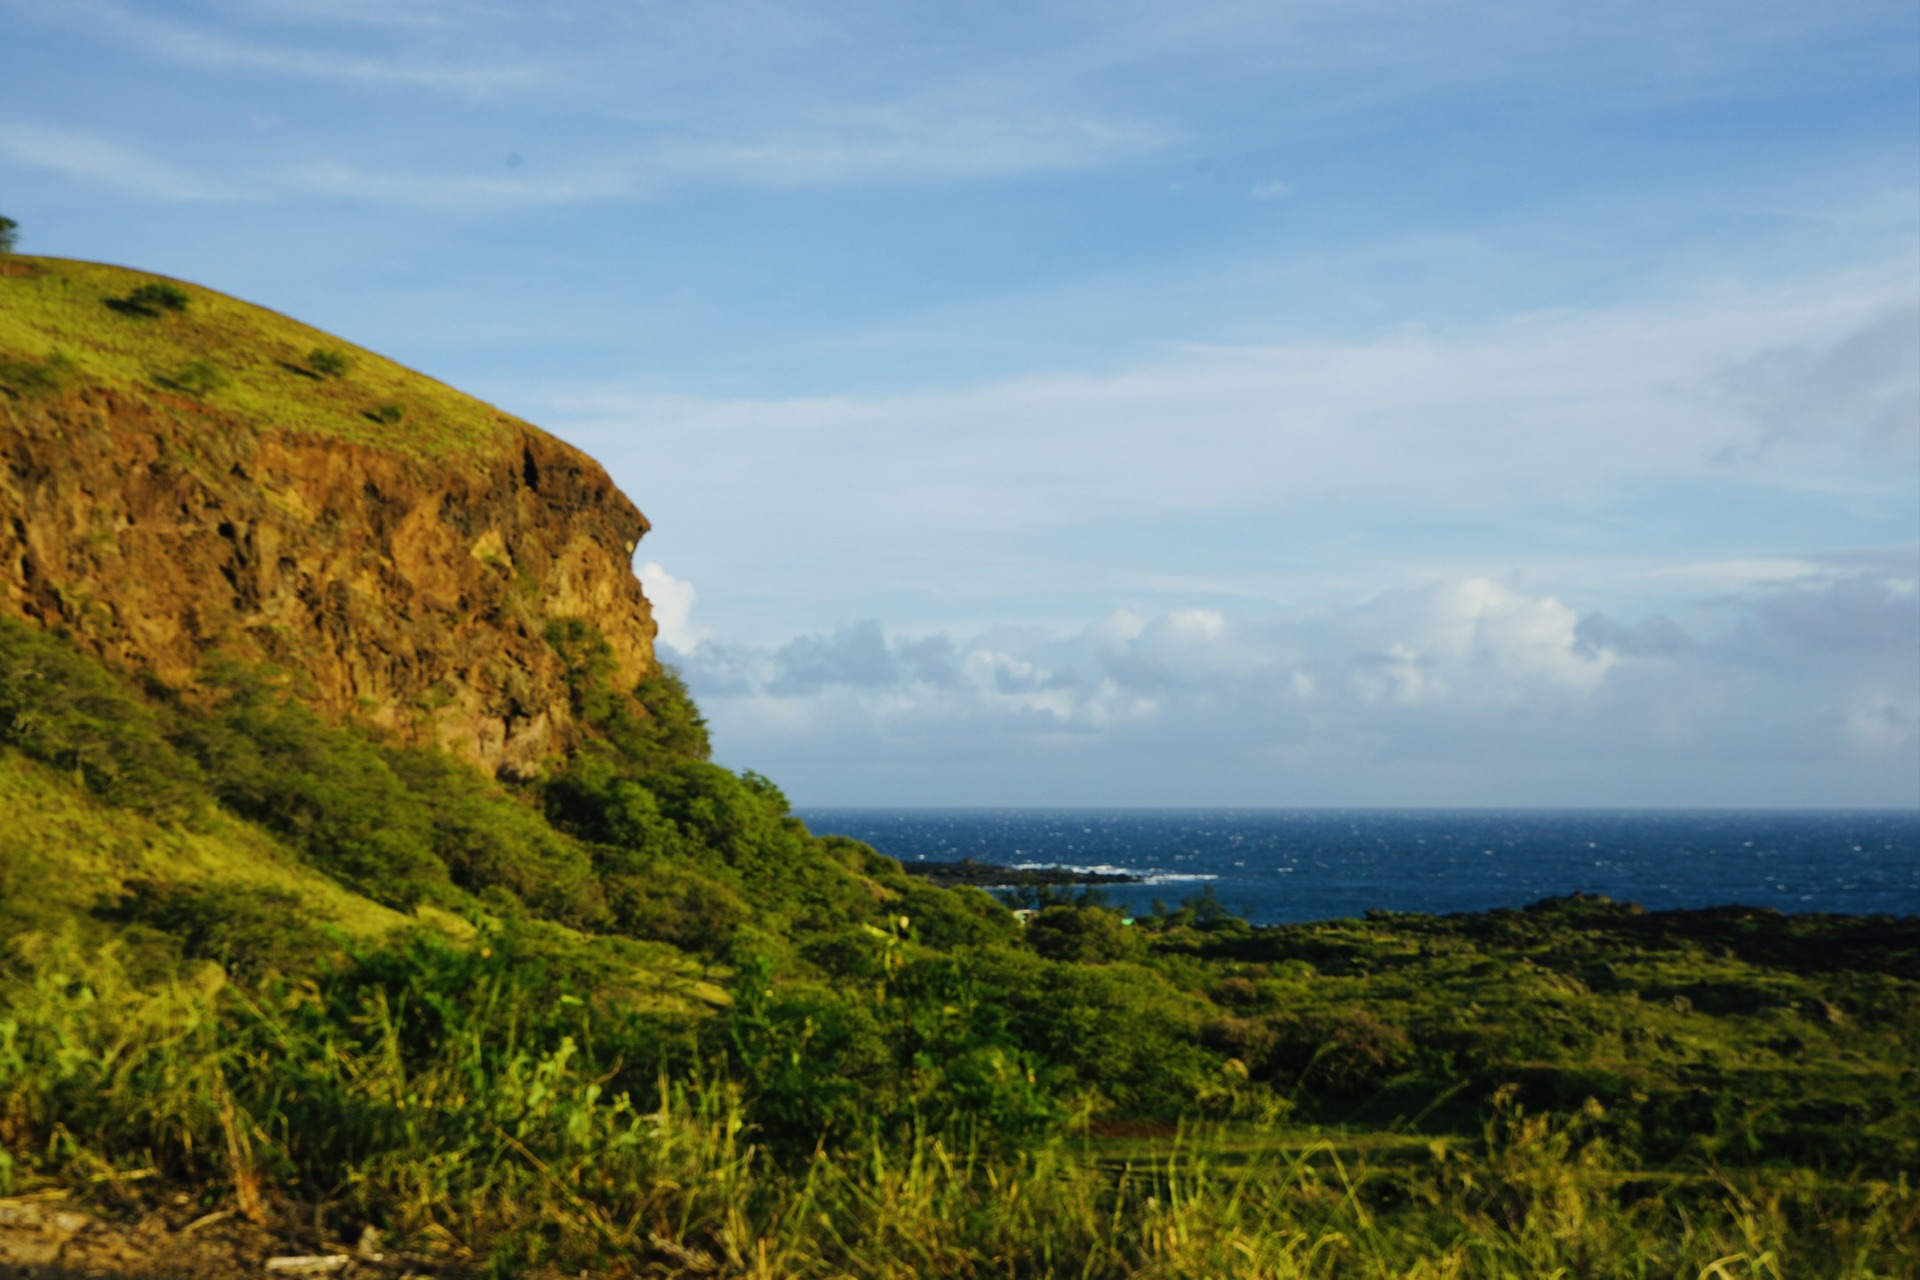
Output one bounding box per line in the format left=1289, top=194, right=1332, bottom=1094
left=0, top=387, right=657, bottom=778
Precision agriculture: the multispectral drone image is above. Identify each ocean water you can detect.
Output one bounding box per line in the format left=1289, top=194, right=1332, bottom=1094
left=795, top=808, right=1920, bottom=926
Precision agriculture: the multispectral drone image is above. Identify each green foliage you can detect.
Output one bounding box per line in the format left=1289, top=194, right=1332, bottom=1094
left=99, top=881, right=338, bottom=983
left=306, top=346, right=351, bottom=377
left=172, top=675, right=452, bottom=911
left=117, top=281, right=191, bottom=315
left=0, top=215, right=16, bottom=255
left=370, top=401, right=405, bottom=424
left=900, top=882, right=1019, bottom=949
left=1026, top=903, right=1138, bottom=962
left=380, top=746, right=606, bottom=928
left=0, top=617, right=204, bottom=821
left=158, top=357, right=227, bottom=397
left=545, top=617, right=709, bottom=767
left=633, top=665, right=711, bottom=761
left=18, top=928, right=1904, bottom=1278
left=0, top=351, right=70, bottom=399
left=0, top=588, right=1912, bottom=1273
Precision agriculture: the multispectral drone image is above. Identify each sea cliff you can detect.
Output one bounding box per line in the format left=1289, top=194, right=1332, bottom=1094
left=0, top=257, right=655, bottom=777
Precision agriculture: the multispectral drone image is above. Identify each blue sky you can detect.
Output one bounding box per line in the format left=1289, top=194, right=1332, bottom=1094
left=4, top=0, right=1917, bottom=806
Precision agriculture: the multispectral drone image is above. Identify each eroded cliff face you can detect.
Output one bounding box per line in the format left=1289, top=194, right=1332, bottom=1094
left=0, top=385, right=657, bottom=778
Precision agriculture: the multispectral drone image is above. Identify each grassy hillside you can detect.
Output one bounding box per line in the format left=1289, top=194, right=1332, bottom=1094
left=1, top=254, right=1914, bottom=1273
left=0, top=615, right=1912, bottom=1275
left=0, top=257, right=514, bottom=458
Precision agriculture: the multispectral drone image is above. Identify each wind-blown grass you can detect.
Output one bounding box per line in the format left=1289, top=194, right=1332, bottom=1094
left=2, top=931, right=1913, bottom=1278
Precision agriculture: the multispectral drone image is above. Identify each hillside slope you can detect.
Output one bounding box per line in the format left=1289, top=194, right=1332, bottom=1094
left=0, top=257, right=654, bottom=778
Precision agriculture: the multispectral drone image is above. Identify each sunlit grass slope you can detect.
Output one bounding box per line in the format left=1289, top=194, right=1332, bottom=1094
left=0, top=750, right=414, bottom=941
left=0, top=256, right=515, bottom=458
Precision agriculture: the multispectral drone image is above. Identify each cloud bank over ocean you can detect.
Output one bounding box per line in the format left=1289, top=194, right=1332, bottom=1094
left=645, top=555, right=1918, bottom=807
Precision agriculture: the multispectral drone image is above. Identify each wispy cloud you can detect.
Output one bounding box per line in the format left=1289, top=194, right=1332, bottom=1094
left=278, top=161, right=633, bottom=208
left=0, top=122, right=232, bottom=201
left=552, top=278, right=1920, bottom=547
left=652, top=93, right=1170, bottom=186
left=28, top=0, right=539, bottom=93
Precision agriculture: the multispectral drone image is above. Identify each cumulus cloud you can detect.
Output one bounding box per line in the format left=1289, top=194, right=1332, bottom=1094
left=677, top=564, right=1920, bottom=805
left=635, top=562, right=706, bottom=653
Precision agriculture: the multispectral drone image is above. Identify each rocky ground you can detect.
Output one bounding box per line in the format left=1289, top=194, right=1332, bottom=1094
left=0, top=1192, right=472, bottom=1280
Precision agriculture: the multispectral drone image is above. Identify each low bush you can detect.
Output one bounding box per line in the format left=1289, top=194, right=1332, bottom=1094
left=159, top=358, right=227, bottom=398
left=307, top=346, right=351, bottom=377
left=0, top=352, right=69, bottom=399
left=0, top=617, right=204, bottom=821
left=123, top=281, right=190, bottom=314
left=98, top=881, right=338, bottom=983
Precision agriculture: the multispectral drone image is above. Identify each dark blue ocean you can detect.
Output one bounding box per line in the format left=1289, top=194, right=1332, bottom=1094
left=794, top=809, right=1920, bottom=925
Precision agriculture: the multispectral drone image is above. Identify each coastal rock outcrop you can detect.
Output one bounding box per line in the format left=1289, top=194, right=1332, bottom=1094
left=0, top=259, right=657, bottom=777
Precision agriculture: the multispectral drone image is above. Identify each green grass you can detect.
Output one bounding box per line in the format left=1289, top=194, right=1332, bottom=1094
left=3, top=931, right=1912, bottom=1277
left=0, top=749, right=413, bottom=942
left=1, top=280, right=1914, bottom=1273
left=0, top=257, right=518, bottom=458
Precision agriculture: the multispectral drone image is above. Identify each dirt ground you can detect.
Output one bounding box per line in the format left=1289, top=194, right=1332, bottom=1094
left=0, top=1192, right=469, bottom=1280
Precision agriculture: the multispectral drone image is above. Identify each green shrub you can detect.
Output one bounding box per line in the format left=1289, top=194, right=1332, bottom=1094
left=1027, top=904, right=1137, bottom=963
left=370, top=402, right=405, bottom=424
left=1268, top=1006, right=1413, bottom=1096
left=901, top=882, right=1018, bottom=950
left=599, top=856, right=749, bottom=954
left=307, top=347, right=351, bottom=377
left=99, top=881, right=337, bottom=983
left=0, top=617, right=204, bottom=820
left=381, top=746, right=608, bottom=928
left=173, top=675, right=451, bottom=910
left=121, top=281, right=190, bottom=314
left=0, top=353, right=69, bottom=399
left=161, top=358, right=227, bottom=398
left=545, top=619, right=709, bottom=767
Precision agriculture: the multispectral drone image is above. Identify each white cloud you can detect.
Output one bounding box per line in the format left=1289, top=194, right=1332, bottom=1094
left=671, top=563, right=1920, bottom=805
left=652, top=92, right=1169, bottom=187
left=553, top=278, right=1920, bottom=557
left=52, top=0, right=538, bottom=93
left=0, top=122, right=230, bottom=201
left=278, top=162, right=634, bottom=208
left=636, top=562, right=706, bottom=653
left=1249, top=179, right=1294, bottom=202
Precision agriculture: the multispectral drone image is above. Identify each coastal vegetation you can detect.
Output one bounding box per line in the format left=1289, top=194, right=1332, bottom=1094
left=0, top=249, right=1913, bottom=1276
left=1, top=614, right=1913, bottom=1276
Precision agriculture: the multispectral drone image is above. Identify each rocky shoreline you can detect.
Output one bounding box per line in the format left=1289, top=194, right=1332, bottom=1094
left=897, top=857, right=1141, bottom=888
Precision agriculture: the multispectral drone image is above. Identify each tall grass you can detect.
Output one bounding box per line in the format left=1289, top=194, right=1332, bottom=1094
left=3, top=934, right=1912, bottom=1278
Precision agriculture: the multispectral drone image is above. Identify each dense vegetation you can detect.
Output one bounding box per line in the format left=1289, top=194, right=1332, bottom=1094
left=1, top=617, right=1915, bottom=1276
